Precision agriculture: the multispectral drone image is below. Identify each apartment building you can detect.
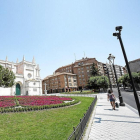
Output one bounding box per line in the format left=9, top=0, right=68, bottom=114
left=55, top=63, right=74, bottom=73
left=128, top=58, right=140, bottom=73
left=105, top=63, right=126, bottom=87
left=97, top=62, right=105, bottom=76
left=42, top=57, right=127, bottom=93
left=42, top=72, right=78, bottom=94
left=55, top=57, right=98, bottom=89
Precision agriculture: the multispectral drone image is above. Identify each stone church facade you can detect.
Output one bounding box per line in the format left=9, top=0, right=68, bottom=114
left=0, top=56, right=42, bottom=96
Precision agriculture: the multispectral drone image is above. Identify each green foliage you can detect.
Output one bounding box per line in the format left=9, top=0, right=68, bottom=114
left=90, top=63, right=99, bottom=76
left=88, top=76, right=109, bottom=90
left=118, top=72, right=140, bottom=88
left=0, top=65, right=15, bottom=87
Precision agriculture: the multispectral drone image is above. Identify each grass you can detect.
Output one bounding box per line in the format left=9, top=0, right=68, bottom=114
left=0, top=96, right=95, bottom=140
left=62, top=90, right=98, bottom=94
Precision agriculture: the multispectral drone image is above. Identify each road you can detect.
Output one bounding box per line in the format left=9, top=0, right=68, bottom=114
left=112, top=88, right=140, bottom=110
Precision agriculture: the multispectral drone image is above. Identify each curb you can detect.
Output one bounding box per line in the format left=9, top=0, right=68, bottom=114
left=124, top=101, right=138, bottom=115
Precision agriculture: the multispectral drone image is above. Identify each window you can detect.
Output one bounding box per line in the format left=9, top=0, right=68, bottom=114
left=79, top=75, right=81, bottom=77
left=69, top=83, right=72, bottom=86
left=86, top=67, right=89, bottom=69
left=78, top=68, right=80, bottom=70
left=74, top=83, right=77, bottom=86
left=83, top=79, right=85, bottom=81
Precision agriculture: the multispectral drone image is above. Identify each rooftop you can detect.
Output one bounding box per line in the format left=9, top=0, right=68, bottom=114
left=129, top=58, right=140, bottom=63
left=43, top=72, right=76, bottom=80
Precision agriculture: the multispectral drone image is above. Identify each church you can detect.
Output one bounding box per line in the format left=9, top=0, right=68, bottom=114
left=0, top=56, right=42, bottom=96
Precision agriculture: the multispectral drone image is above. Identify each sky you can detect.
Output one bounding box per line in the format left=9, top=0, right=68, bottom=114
left=0, top=0, right=140, bottom=79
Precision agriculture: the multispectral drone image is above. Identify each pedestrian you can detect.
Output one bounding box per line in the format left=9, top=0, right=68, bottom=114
left=107, top=89, right=116, bottom=110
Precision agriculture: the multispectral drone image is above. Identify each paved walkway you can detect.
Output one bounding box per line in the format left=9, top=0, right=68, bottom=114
left=83, top=93, right=140, bottom=140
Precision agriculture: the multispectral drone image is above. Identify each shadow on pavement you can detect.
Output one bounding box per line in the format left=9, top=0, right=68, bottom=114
left=97, top=105, right=111, bottom=106
left=104, top=109, right=118, bottom=111
left=94, top=117, right=140, bottom=124
left=96, top=113, right=139, bottom=118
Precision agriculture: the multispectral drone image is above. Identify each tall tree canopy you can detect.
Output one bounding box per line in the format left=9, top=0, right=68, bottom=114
left=0, top=65, right=15, bottom=87
left=118, top=72, right=140, bottom=89
left=90, top=63, right=99, bottom=76
left=86, top=76, right=109, bottom=90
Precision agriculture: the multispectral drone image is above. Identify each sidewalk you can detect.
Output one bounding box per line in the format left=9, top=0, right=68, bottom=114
left=83, top=93, right=140, bottom=140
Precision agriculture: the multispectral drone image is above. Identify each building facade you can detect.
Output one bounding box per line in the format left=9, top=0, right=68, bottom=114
left=54, top=57, right=98, bottom=89
left=0, top=56, right=42, bottom=96
left=42, top=72, right=78, bottom=94
left=105, top=63, right=126, bottom=87
left=128, top=58, right=140, bottom=73
left=43, top=57, right=127, bottom=93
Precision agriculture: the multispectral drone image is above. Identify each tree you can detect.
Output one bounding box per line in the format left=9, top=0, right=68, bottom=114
left=0, top=65, right=15, bottom=87
left=90, top=63, right=99, bottom=76
left=118, top=72, right=140, bottom=89
left=87, top=76, right=109, bottom=91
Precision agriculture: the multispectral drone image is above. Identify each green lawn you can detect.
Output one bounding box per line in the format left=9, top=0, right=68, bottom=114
left=0, top=97, right=95, bottom=140
left=62, top=90, right=98, bottom=94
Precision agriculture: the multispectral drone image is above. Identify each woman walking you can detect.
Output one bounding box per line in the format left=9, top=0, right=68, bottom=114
left=107, top=89, right=116, bottom=110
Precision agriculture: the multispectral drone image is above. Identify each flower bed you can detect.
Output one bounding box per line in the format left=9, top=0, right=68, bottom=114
left=0, top=96, right=16, bottom=108
left=18, top=96, right=72, bottom=106
left=0, top=96, right=72, bottom=108
left=0, top=96, right=79, bottom=113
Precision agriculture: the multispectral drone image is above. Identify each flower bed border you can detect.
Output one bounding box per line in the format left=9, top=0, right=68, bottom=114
left=0, top=97, right=79, bottom=113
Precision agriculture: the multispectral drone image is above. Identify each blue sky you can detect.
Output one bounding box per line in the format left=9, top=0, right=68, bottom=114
left=0, top=0, right=140, bottom=78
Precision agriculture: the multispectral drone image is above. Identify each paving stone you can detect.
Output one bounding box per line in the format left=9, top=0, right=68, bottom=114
left=87, top=93, right=140, bottom=140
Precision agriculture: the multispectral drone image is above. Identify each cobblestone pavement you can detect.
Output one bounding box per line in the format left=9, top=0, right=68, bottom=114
left=87, top=93, right=140, bottom=140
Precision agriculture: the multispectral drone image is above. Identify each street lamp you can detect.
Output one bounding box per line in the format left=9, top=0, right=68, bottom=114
left=108, top=54, right=125, bottom=106
left=106, top=66, right=112, bottom=90
left=113, top=26, right=140, bottom=116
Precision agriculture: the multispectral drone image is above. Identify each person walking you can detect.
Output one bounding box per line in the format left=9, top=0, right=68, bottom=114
left=107, top=89, right=116, bottom=110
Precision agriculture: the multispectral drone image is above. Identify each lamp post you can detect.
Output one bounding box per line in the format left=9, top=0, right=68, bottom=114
left=113, top=26, right=140, bottom=116
left=108, top=54, right=125, bottom=106
left=106, top=66, right=112, bottom=90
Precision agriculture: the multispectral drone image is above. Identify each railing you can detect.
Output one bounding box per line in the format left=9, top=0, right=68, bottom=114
left=68, top=96, right=97, bottom=140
